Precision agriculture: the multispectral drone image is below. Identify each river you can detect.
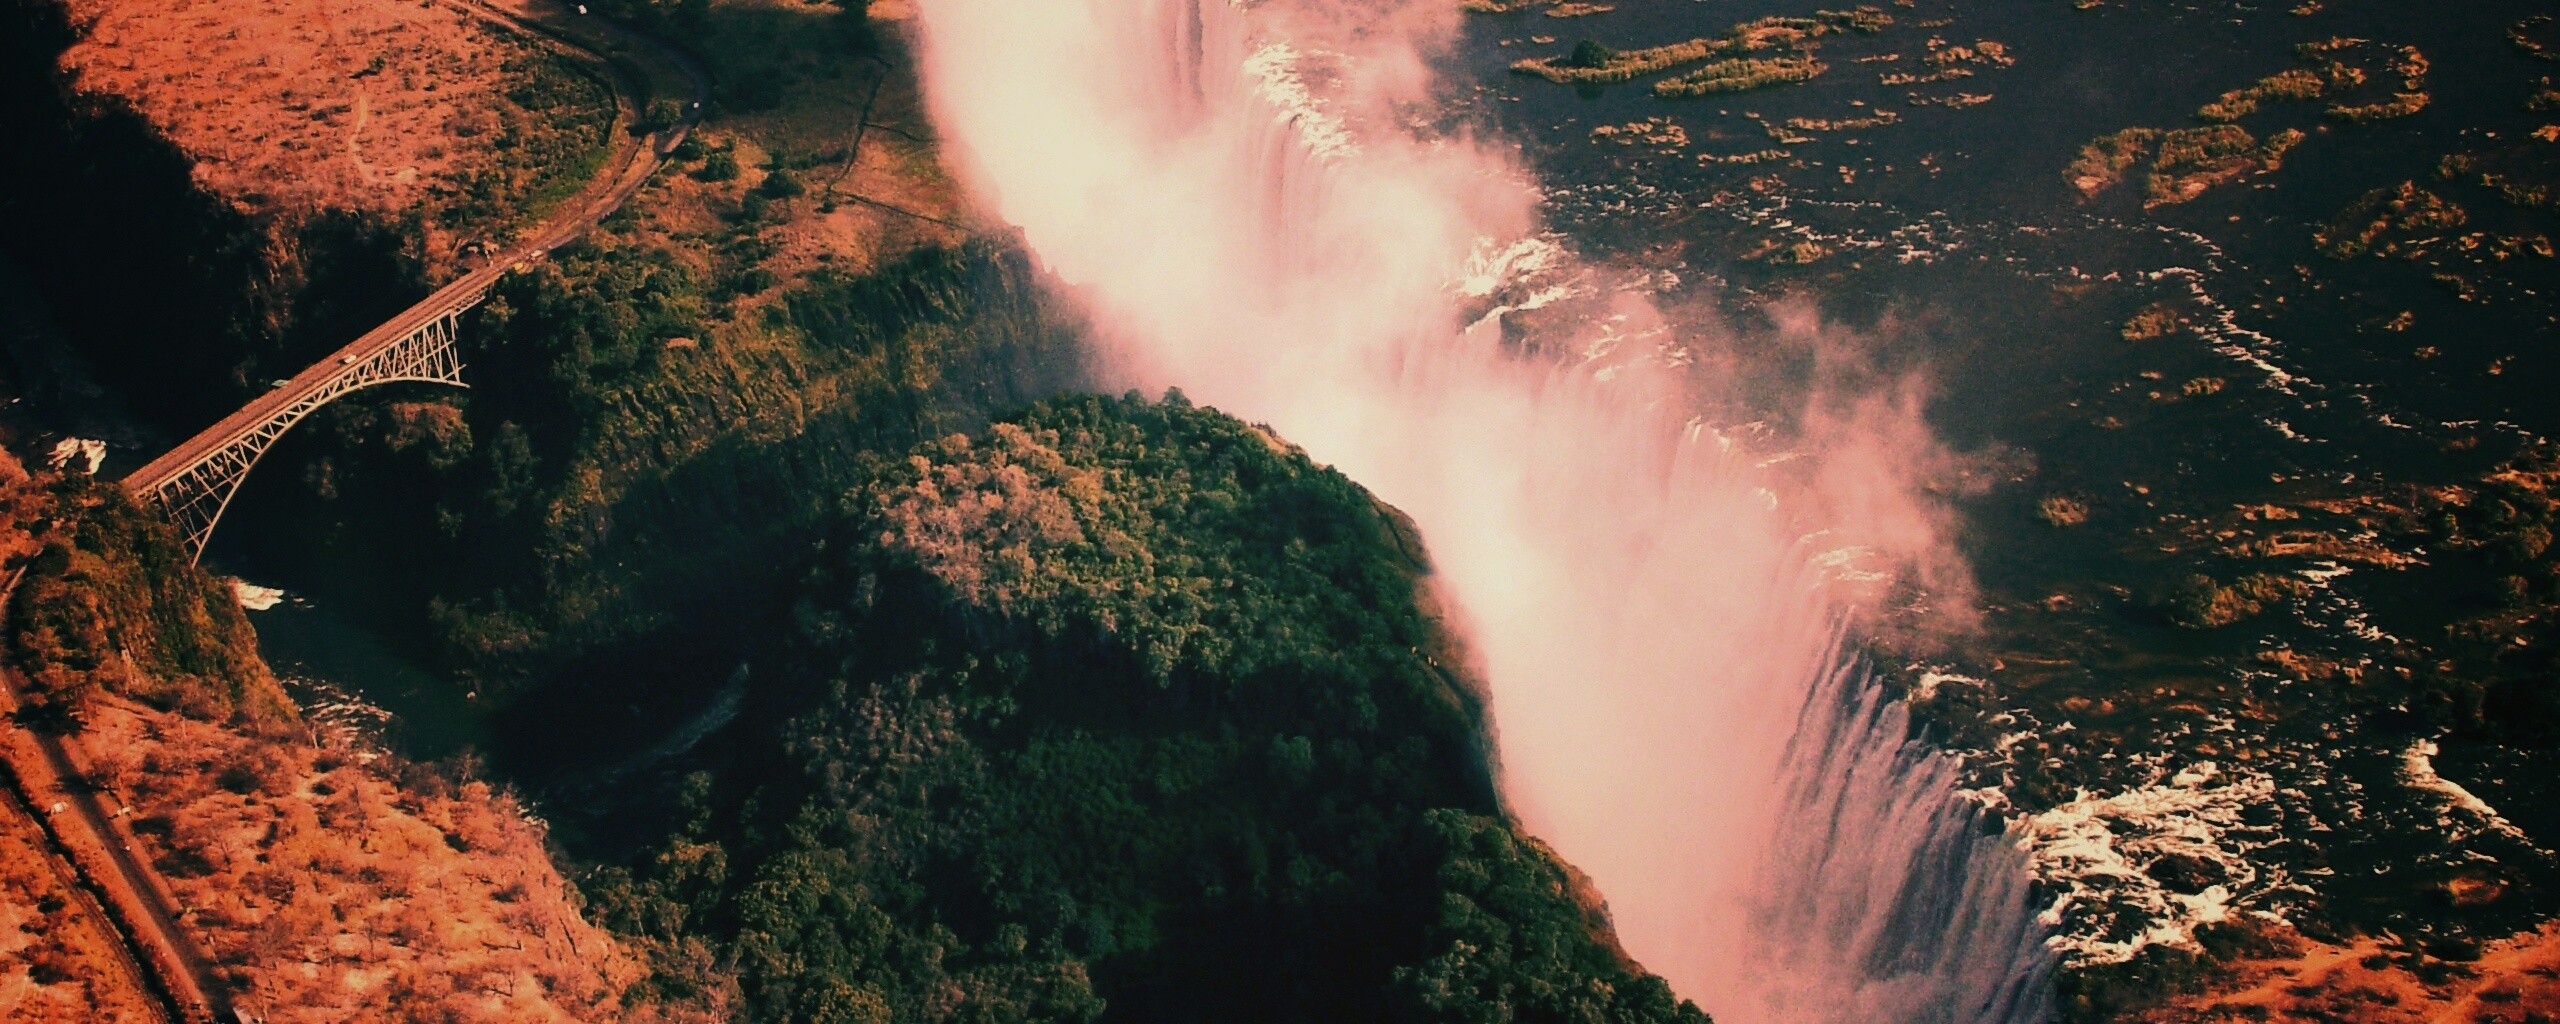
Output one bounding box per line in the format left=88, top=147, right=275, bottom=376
left=3, top=254, right=497, bottom=766
left=907, top=1, right=2054, bottom=1019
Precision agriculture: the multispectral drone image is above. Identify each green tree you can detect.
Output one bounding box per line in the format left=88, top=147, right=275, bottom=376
left=589, top=396, right=1705, bottom=1024
left=698, top=149, right=741, bottom=182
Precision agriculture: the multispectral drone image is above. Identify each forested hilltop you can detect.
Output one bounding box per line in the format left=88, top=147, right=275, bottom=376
left=587, top=394, right=1710, bottom=1024
left=0, top=0, right=1719, bottom=1018
left=0, top=395, right=1714, bottom=1022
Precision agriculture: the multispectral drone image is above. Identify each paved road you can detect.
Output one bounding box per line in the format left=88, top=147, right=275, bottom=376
left=0, top=562, right=213, bottom=1021
left=0, top=679, right=227, bottom=1023
left=122, top=0, right=709, bottom=498
left=45, top=4, right=709, bottom=1019
left=0, top=721, right=183, bottom=1024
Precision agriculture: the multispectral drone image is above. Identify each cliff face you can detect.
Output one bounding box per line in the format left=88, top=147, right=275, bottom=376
left=0, top=0, right=410, bottom=430
left=0, top=469, right=653, bottom=1024
left=0, top=0, right=611, bottom=432
left=6, top=476, right=290, bottom=725
left=0, top=0, right=1078, bottom=715
left=222, top=236, right=1088, bottom=726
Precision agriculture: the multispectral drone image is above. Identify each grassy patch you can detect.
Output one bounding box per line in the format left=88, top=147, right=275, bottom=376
left=2121, top=300, right=2189, bottom=341
left=1655, top=55, right=1828, bottom=97
left=2145, top=125, right=2303, bottom=206
left=440, top=43, right=622, bottom=231
left=2067, top=128, right=2160, bottom=198
left=1510, top=8, right=1886, bottom=87
left=2315, top=181, right=2466, bottom=259
left=2160, top=572, right=2312, bottom=629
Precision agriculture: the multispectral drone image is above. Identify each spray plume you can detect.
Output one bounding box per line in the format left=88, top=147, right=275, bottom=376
left=908, top=1, right=2052, bottom=1019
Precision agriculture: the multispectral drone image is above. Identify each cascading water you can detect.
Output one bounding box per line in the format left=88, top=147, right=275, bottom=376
left=909, top=0, right=2055, bottom=1019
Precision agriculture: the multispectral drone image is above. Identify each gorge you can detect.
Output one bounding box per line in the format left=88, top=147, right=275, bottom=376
left=907, top=0, right=2052, bottom=1019
left=20, top=0, right=2556, bottom=1019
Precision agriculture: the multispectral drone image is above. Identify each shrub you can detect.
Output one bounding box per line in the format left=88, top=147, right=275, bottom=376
left=697, top=149, right=740, bottom=182
left=2038, top=496, right=2090, bottom=527
left=2161, top=572, right=2310, bottom=629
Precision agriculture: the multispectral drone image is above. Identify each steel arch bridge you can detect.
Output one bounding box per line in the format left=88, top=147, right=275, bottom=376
left=119, top=285, right=484, bottom=561
left=113, top=0, right=709, bottom=563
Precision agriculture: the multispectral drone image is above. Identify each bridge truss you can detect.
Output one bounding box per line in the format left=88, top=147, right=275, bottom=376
left=125, top=298, right=477, bottom=561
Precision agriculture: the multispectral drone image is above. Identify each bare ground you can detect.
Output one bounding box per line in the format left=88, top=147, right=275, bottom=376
left=2147, top=925, right=2560, bottom=1024
left=58, top=0, right=618, bottom=263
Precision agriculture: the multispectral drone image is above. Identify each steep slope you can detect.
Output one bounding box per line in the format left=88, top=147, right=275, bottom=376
left=586, top=394, right=1707, bottom=1024
left=0, top=0, right=615, bottom=432
left=207, top=0, right=1081, bottom=720
left=0, top=475, right=650, bottom=1023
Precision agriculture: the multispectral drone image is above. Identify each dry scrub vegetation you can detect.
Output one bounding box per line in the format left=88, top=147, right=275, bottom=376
left=2140, top=924, right=2560, bottom=1024
left=0, top=470, right=658, bottom=1023
left=0, top=789, right=161, bottom=1024
left=58, top=0, right=615, bottom=260
left=617, top=0, right=967, bottom=296
left=82, top=695, right=642, bottom=1024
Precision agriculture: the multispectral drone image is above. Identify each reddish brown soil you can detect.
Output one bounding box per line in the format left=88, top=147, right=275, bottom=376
left=62, top=0, right=553, bottom=216
left=0, top=784, right=165, bottom=1024
left=80, top=696, right=641, bottom=1024
left=632, top=0, right=966, bottom=298
left=2145, top=927, right=2560, bottom=1024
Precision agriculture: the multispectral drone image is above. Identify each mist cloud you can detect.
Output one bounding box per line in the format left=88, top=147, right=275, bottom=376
left=908, top=1, right=2047, bottom=1018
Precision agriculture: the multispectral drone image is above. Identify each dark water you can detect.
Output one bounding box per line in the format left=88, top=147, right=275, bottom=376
left=1457, top=0, right=2558, bottom=433
left=248, top=594, right=493, bottom=761
left=1448, top=0, right=2560, bottom=965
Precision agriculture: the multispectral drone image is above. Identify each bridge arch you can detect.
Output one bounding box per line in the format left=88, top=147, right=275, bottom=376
left=121, top=297, right=476, bottom=561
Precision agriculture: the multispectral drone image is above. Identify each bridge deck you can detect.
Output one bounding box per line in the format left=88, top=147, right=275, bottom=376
left=120, top=262, right=508, bottom=495
left=120, top=0, right=705, bottom=501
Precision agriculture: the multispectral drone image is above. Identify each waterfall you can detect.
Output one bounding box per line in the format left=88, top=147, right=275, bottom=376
left=909, top=1, right=2054, bottom=1020
left=1750, top=648, right=2055, bottom=1022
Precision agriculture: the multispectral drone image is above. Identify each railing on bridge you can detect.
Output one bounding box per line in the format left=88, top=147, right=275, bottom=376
left=111, top=0, right=708, bottom=563
left=121, top=296, right=479, bottom=561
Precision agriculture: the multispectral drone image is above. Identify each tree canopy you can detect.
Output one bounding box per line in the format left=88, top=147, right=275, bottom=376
left=588, top=394, right=1710, bottom=1024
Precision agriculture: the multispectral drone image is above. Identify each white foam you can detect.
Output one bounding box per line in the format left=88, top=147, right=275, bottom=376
left=46, top=437, right=106, bottom=475
left=2401, top=739, right=2532, bottom=844
left=2018, top=761, right=2290, bottom=967
left=1242, top=42, right=1356, bottom=162
left=232, top=580, right=287, bottom=612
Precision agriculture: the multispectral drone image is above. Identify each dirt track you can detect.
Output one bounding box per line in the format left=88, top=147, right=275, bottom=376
left=11, top=1, right=708, bottom=1019
left=0, top=675, right=226, bottom=1023
left=121, top=0, right=708, bottom=511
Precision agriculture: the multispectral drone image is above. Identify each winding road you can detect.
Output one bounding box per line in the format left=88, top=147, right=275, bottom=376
left=122, top=0, right=709, bottom=504
left=0, top=673, right=222, bottom=1023
left=24, top=2, right=708, bottom=1019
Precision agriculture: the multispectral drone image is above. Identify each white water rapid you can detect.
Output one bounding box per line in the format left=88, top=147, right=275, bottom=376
left=908, top=1, right=2054, bottom=1020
